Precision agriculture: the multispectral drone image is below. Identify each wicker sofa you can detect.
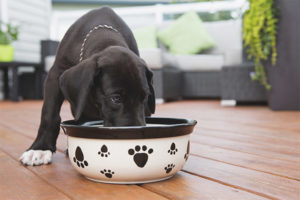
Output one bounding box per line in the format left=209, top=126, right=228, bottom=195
left=139, top=19, right=243, bottom=100
left=42, top=19, right=244, bottom=102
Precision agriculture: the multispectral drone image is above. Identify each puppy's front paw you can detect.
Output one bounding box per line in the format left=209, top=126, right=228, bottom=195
left=20, top=150, right=52, bottom=166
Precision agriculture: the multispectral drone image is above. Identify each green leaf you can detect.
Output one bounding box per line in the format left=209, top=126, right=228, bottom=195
left=243, top=0, right=278, bottom=90
left=0, top=21, right=19, bottom=44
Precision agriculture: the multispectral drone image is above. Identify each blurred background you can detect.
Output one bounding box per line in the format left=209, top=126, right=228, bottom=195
left=0, top=0, right=299, bottom=110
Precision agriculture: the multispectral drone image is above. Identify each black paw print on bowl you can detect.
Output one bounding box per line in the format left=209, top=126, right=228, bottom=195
left=128, top=145, right=153, bottom=168
left=73, top=146, right=88, bottom=168
left=98, top=145, right=110, bottom=157
left=184, top=141, right=190, bottom=161
left=100, top=169, right=115, bottom=178
left=168, top=143, right=178, bottom=155
left=164, top=164, right=175, bottom=174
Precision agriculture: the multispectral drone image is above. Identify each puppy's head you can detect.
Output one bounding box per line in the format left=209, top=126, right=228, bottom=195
left=59, top=46, right=155, bottom=126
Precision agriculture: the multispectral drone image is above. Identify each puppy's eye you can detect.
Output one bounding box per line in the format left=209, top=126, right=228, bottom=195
left=110, top=95, right=121, bottom=104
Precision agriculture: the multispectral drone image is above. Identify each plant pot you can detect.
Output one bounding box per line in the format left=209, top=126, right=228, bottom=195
left=267, top=0, right=300, bottom=110
left=0, top=44, right=14, bottom=62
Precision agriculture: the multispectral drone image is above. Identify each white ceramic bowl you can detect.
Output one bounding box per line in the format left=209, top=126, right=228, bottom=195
left=61, top=117, right=196, bottom=184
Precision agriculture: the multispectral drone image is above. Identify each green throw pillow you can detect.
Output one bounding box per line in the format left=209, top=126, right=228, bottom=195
left=157, top=11, right=216, bottom=54
left=133, top=25, right=158, bottom=49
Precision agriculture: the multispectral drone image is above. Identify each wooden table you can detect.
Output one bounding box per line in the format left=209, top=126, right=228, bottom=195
left=0, top=61, right=43, bottom=101
left=0, top=100, right=299, bottom=200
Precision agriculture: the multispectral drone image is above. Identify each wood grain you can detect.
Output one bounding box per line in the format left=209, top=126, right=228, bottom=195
left=183, top=155, right=300, bottom=200
left=143, top=171, right=266, bottom=200
left=191, top=134, right=300, bottom=163
left=0, top=127, right=168, bottom=200
left=0, top=124, right=266, bottom=200
left=190, top=143, right=300, bottom=181
left=0, top=150, right=70, bottom=200
left=1, top=100, right=300, bottom=200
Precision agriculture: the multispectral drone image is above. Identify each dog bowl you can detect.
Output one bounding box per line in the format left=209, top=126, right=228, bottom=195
left=61, top=117, right=197, bottom=184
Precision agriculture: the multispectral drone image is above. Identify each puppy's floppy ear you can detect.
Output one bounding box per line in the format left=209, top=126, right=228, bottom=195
left=59, top=56, right=104, bottom=120
left=145, top=66, right=156, bottom=115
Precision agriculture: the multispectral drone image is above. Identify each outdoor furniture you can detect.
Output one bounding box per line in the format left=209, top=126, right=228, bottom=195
left=139, top=19, right=243, bottom=99
left=182, top=71, right=221, bottom=98
left=172, top=19, right=243, bottom=99
left=41, top=40, right=60, bottom=72
left=152, top=67, right=182, bottom=102
left=221, top=62, right=267, bottom=103
left=0, top=61, right=43, bottom=101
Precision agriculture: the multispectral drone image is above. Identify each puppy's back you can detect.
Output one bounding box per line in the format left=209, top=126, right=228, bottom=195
left=54, top=7, right=139, bottom=68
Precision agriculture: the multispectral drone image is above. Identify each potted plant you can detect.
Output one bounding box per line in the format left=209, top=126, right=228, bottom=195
left=243, top=0, right=300, bottom=110
left=0, top=21, right=19, bottom=62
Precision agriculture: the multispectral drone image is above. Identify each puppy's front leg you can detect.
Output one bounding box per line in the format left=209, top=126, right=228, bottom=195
left=20, top=70, right=64, bottom=166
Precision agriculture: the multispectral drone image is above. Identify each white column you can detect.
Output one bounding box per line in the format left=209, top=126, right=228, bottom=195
left=155, top=4, right=163, bottom=25
left=0, top=0, right=8, bottom=23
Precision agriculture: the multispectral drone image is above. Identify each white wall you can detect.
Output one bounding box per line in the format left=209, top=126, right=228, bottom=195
left=50, top=0, right=246, bottom=41
left=0, top=0, right=51, bottom=100
left=3, top=0, right=51, bottom=62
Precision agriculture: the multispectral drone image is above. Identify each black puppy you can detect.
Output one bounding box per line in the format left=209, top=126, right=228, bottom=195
left=20, top=7, right=155, bottom=166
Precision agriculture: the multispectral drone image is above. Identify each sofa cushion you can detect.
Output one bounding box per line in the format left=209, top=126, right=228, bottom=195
left=157, top=11, right=215, bottom=55
left=204, top=20, right=243, bottom=65
left=158, top=19, right=243, bottom=65
left=139, top=48, right=163, bottom=69
left=175, top=54, right=224, bottom=71
left=133, top=25, right=158, bottom=49
left=204, top=20, right=242, bottom=54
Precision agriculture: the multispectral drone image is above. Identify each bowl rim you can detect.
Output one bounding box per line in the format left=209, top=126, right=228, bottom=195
left=61, top=117, right=197, bottom=139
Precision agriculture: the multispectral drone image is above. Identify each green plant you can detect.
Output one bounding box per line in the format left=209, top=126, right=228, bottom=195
left=243, top=0, right=278, bottom=90
left=0, top=21, right=19, bottom=45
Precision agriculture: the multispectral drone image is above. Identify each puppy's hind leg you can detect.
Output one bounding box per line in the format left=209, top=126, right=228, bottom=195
left=20, top=67, right=64, bottom=166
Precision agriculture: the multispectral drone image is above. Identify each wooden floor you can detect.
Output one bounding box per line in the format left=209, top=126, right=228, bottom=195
left=0, top=100, right=299, bottom=200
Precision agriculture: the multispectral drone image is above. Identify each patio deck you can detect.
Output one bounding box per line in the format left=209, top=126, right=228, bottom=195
left=0, top=100, right=299, bottom=200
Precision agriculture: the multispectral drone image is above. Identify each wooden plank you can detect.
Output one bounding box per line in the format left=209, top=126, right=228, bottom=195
left=191, top=134, right=300, bottom=163
left=0, top=102, right=72, bottom=153
left=3, top=100, right=299, bottom=163
left=143, top=171, right=266, bottom=200
left=0, top=116, right=68, bottom=153
left=0, top=127, right=168, bottom=200
left=1, top=100, right=300, bottom=199
left=86, top=99, right=300, bottom=138
left=194, top=128, right=300, bottom=157
left=183, top=155, right=300, bottom=200
left=1, top=100, right=300, bottom=163
left=3, top=114, right=299, bottom=185
left=196, top=119, right=300, bottom=141
left=10, top=106, right=300, bottom=143
left=190, top=143, right=300, bottom=181
left=5, top=102, right=299, bottom=169
left=0, top=118, right=267, bottom=199
left=154, top=100, right=300, bottom=133
left=0, top=150, right=70, bottom=200
left=210, top=111, right=300, bottom=132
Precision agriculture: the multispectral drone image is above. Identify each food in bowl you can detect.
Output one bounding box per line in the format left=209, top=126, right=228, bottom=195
left=61, top=117, right=197, bottom=184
